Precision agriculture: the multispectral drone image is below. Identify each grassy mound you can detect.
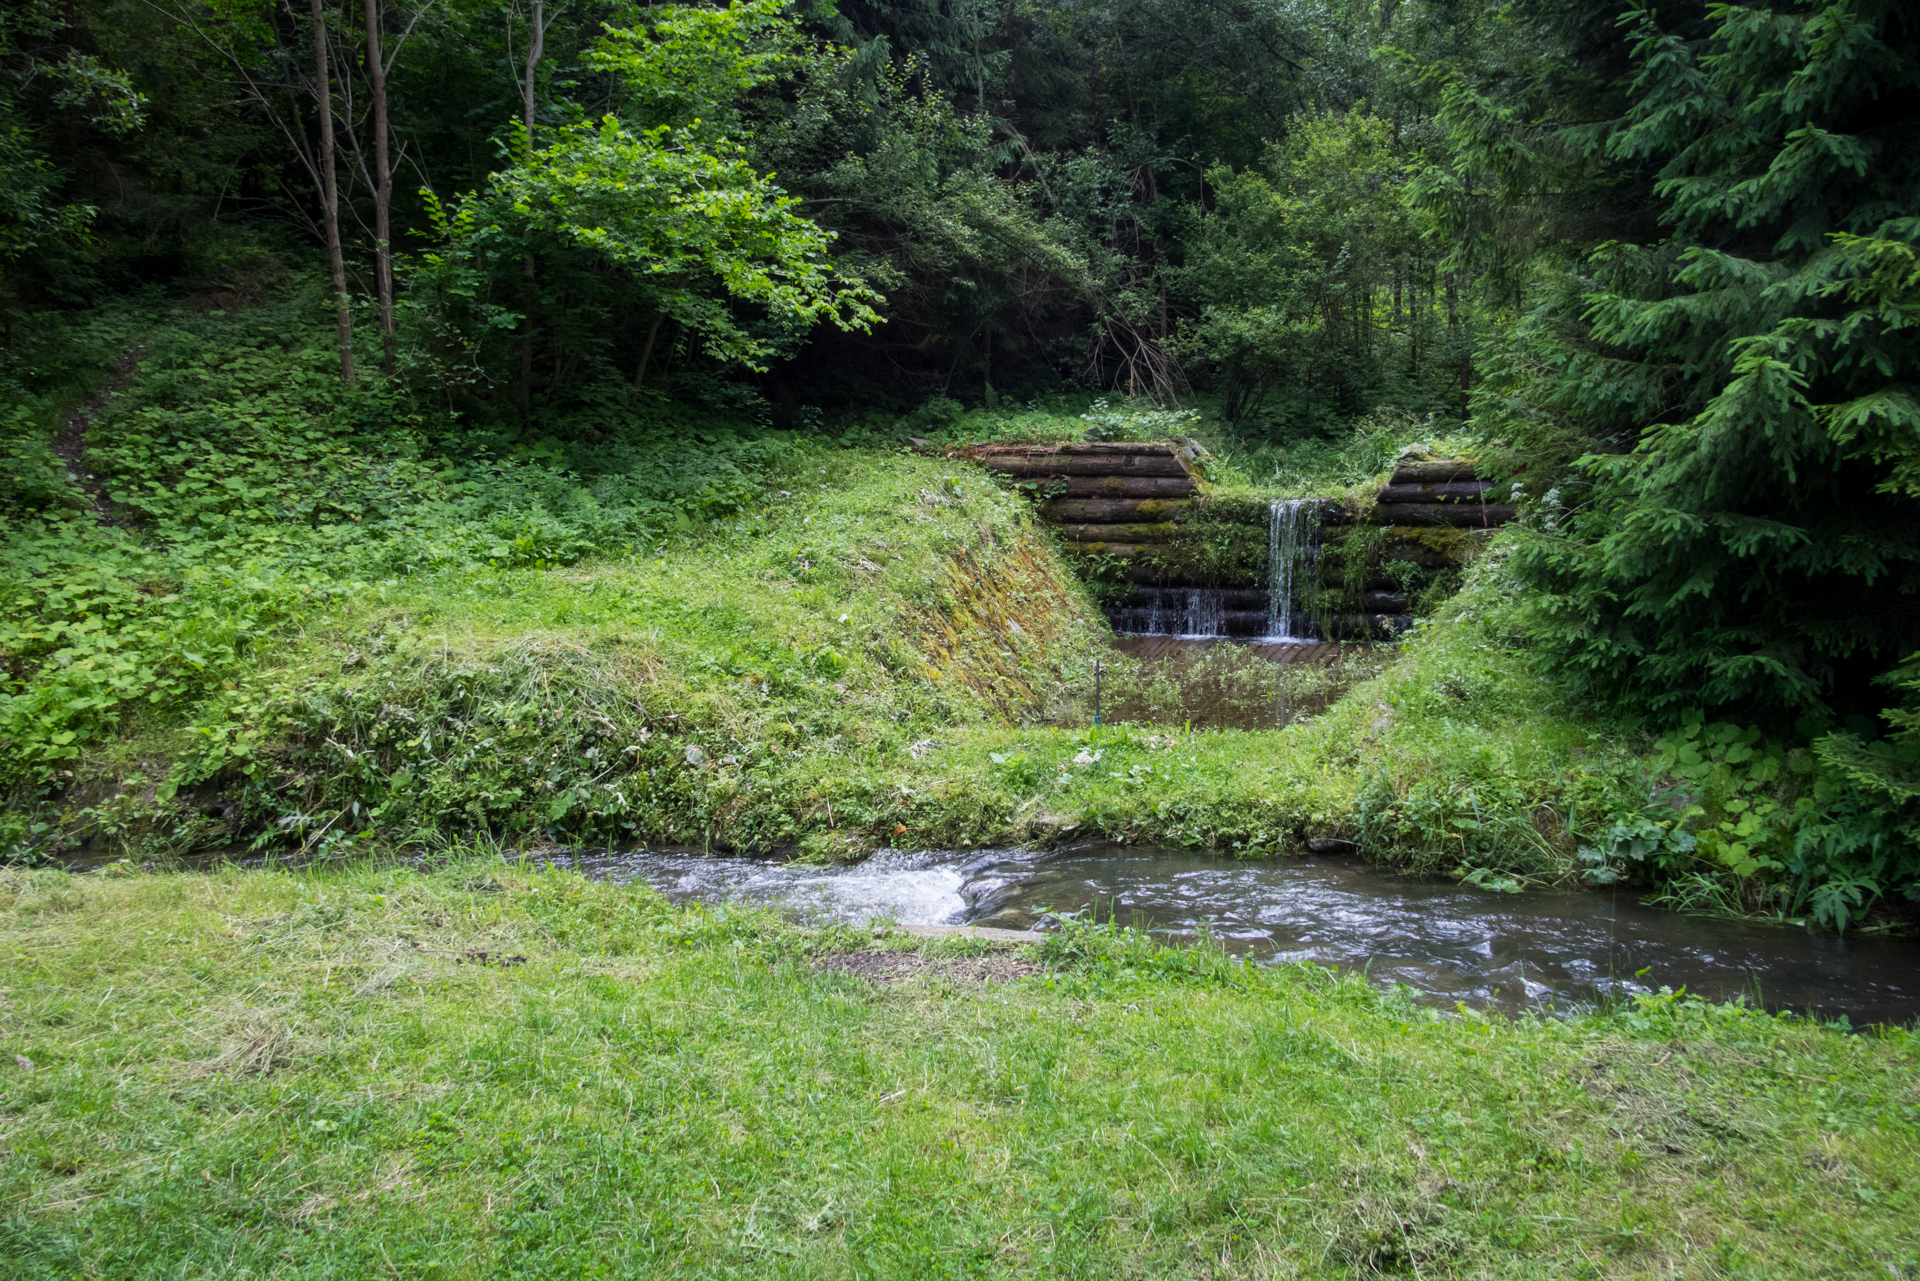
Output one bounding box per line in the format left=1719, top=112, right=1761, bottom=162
left=52, top=448, right=1116, bottom=858
left=2, top=859, right=1914, bottom=1277
left=42, top=454, right=1639, bottom=878
left=5, top=299, right=1812, bottom=912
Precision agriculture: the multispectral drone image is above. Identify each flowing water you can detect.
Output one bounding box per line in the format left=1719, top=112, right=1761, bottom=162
left=1106, top=497, right=1323, bottom=640
left=1112, top=587, right=1230, bottom=638
left=547, top=844, right=1920, bottom=1026
left=1266, top=497, right=1320, bottom=641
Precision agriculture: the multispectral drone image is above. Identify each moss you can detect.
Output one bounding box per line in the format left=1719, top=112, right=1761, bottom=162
left=1385, top=524, right=1494, bottom=562
left=1108, top=493, right=1272, bottom=587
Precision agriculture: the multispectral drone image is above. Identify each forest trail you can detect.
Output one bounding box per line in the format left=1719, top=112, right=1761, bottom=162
left=49, top=344, right=143, bottom=527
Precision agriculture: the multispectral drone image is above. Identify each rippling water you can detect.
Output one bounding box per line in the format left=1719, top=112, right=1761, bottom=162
left=547, top=843, right=1920, bottom=1025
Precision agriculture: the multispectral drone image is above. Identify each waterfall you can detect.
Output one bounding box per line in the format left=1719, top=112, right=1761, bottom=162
left=1182, top=588, right=1222, bottom=637
left=1266, top=498, right=1319, bottom=640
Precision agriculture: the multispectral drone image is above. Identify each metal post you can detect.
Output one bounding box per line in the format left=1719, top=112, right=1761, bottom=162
left=1094, top=660, right=1102, bottom=727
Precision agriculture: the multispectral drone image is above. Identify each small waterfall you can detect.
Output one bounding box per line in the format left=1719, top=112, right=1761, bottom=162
left=1266, top=498, right=1320, bottom=640
left=1182, top=588, right=1223, bottom=638
left=1110, top=586, right=1234, bottom=637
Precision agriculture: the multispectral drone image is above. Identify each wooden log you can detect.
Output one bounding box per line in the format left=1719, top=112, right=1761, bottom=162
left=1040, top=497, right=1189, bottom=522
left=1056, top=521, right=1182, bottom=543
left=1376, top=481, right=1491, bottom=503
left=965, top=442, right=1175, bottom=457
left=1369, top=502, right=1515, bottom=528
left=1323, top=527, right=1493, bottom=570
left=1060, top=542, right=1151, bottom=558
left=977, top=455, right=1190, bottom=478
left=1004, top=474, right=1194, bottom=498
left=1121, top=564, right=1199, bottom=583
left=1389, top=460, right=1479, bottom=485
left=1122, top=587, right=1268, bottom=610
left=1107, top=608, right=1274, bottom=636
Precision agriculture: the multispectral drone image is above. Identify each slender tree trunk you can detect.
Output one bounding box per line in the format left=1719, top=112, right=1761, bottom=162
left=312, top=0, right=355, bottom=382
left=364, top=0, right=395, bottom=375
left=517, top=0, right=544, bottom=420
left=632, top=311, right=664, bottom=387
left=982, top=325, right=994, bottom=406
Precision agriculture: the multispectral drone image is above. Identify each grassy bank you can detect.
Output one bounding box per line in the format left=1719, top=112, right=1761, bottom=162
left=6, top=301, right=1633, bottom=874
left=10, top=300, right=1902, bottom=925
left=40, top=455, right=1637, bottom=879
left=2, top=859, right=1916, bottom=1278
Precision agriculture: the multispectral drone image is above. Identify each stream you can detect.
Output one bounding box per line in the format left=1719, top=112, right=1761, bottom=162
left=547, top=843, right=1920, bottom=1026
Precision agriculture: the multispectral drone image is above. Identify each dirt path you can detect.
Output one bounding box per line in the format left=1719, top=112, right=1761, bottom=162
left=49, top=345, right=144, bottom=526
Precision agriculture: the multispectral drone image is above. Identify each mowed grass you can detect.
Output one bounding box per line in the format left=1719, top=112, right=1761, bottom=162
left=2, top=862, right=1916, bottom=1278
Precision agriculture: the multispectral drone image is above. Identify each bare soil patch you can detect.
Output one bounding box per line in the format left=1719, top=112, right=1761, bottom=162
left=817, top=949, right=1039, bottom=986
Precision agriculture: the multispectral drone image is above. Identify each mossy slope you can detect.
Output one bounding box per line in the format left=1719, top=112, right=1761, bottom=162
left=59, top=450, right=1118, bottom=857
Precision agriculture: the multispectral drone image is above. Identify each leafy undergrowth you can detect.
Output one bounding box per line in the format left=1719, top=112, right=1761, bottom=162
left=0, top=294, right=813, bottom=797
left=31, top=463, right=1635, bottom=875
left=1, top=860, right=1915, bottom=1279
left=12, top=297, right=1901, bottom=924
left=17, top=422, right=1642, bottom=881
left=38, top=446, right=1118, bottom=859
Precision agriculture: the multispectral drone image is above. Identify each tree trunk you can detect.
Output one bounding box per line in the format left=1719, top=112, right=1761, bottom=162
left=632, top=311, right=664, bottom=387
left=311, top=0, right=355, bottom=382
left=982, top=324, right=994, bottom=407
left=517, top=0, right=544, bottom=419
left=364, top=0, right=394, bottom=375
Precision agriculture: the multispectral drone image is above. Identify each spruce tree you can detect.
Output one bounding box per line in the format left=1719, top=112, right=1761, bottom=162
left=1507, top=0, right=1920, bottom=725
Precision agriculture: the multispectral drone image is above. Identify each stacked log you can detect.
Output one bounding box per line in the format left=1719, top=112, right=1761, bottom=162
left=1371, top=460, right=1512, bottom=529
left=1321, top=458, right=1511, bottom=635
left=958, top=442, right=1199, bottom=561
left=960, top=443, right=1510, bottom=642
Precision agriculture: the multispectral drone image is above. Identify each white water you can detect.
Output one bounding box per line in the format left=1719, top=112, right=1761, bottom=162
left=1265, top=498, right=1319, bottom=641
left=1181, top=588, right=1222, bottom=637
left=1116, top=586, right=1228, bottom=637
left=539, top=845, right=1920, bottom=1024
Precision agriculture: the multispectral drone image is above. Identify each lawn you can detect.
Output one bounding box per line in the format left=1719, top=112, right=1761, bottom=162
left=3, top=858, right=1915, bottom=1278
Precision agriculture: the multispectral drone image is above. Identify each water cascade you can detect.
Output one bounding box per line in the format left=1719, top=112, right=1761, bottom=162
left=1112, top=587, right=1237, bottom=637
left=1266, top=498, right=1320, bottom=640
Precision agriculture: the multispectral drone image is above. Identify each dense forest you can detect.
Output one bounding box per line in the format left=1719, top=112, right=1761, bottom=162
left=1, top=0, right=1916, bottom=923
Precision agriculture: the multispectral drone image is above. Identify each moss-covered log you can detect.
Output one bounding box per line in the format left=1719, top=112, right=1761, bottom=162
left=1041, top=498, right=1190, bottom=522
left=1377, top=481, right=1493, bottom=503
left=1014, top=475, right=1196, bottom=498
left=980, top=456, right=1190, bottom=479
left=1371, top=502, right=1515, bottom=528
left=1056, top=521, right=1184, bottom=543
left=1389, top=460, right=1480, bottom=484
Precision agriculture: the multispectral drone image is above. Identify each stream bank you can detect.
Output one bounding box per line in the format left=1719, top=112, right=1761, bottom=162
left=5, top=856, right=1916, bottom=1278
left=546, top=843, right=1920, bottom=1026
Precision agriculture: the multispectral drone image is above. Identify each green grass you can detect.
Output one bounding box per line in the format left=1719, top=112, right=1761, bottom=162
left=52, top=464, right=1637, bottom=875
left=2, top=296, right=1805, bottom=911
left=2, top=859, right=1916, bottom=1278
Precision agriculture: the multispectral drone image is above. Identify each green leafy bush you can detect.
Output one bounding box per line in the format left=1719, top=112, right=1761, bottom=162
left=0, top=297, right=811, bottom=791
